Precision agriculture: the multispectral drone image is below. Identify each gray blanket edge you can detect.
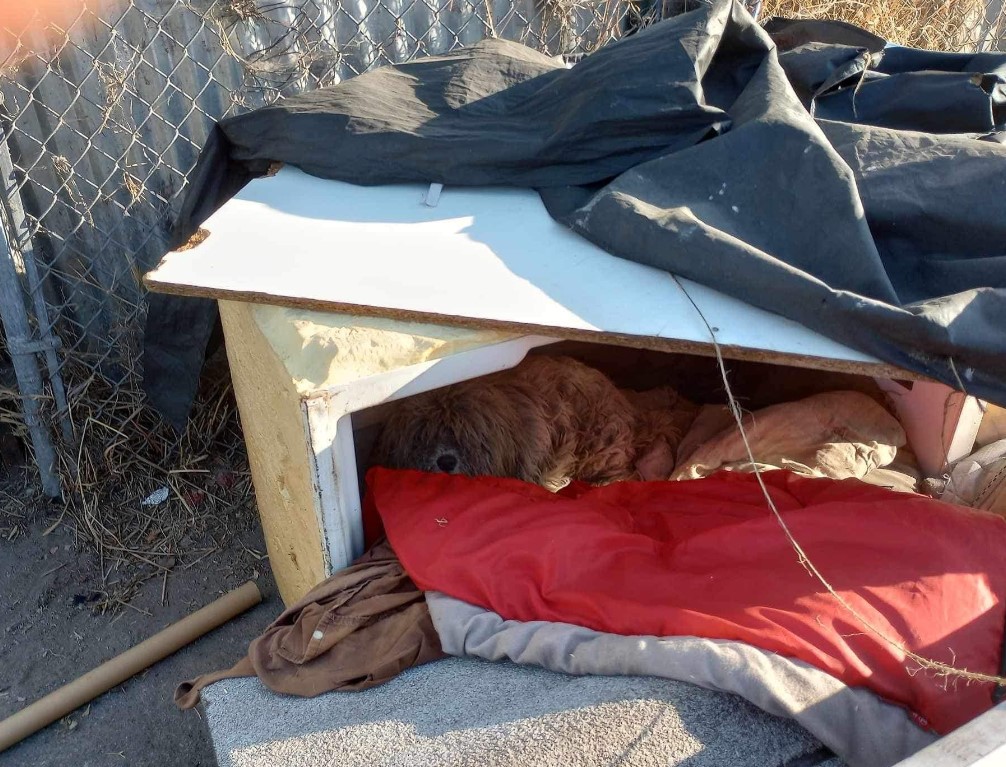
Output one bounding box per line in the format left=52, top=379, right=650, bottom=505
left=426, top=591, right=938, bottom=767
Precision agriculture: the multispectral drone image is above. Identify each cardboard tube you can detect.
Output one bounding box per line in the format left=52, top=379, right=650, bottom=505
left=0, top=580, right=262, bottom=753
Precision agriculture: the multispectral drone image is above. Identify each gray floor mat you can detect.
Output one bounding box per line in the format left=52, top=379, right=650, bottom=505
left=203, top=656, right=842, bottom=767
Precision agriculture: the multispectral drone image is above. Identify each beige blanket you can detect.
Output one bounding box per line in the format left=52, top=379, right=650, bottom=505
left=673, top=391, right=911, bottom=487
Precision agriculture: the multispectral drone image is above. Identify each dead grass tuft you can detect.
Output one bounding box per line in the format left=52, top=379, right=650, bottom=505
left=760, top=0, right=991, bottom=51
left=221, top=0, right=265, bottom=22
left=28, top=347, right=261, bottom=614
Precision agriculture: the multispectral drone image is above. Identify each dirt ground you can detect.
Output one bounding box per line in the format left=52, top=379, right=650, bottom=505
left=0, top=477, right=283, bottom=767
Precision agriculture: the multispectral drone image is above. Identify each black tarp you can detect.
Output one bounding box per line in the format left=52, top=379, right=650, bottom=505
left=145, top=0, right=1006, bottom=429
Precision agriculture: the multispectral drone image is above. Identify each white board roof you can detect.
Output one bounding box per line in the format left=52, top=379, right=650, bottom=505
left=146, top=166, right=917, bottom=379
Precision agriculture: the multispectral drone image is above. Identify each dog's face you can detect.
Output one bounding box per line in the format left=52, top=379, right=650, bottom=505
left=371, top=378, right=552, bottom=484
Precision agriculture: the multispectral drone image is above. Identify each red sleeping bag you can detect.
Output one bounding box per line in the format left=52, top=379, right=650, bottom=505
left=365, top=467, right=1006, bottom=734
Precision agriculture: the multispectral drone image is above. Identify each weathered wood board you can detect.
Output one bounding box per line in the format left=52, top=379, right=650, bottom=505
left=145, top=166, right=922, bottom=382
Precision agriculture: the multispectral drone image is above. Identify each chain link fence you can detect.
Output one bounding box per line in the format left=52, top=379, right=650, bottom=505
left=0, top=0, right=625, bottom=506
left=0, top=0, right=1003, bottom=509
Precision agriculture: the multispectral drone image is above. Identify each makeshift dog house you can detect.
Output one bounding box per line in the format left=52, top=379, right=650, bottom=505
left=146, top=166, right=1005, bottom=766
left=145, top=166, right=997, bottom=604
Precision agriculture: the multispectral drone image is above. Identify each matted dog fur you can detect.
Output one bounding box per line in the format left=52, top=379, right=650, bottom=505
left=371, top=355, right=698, bottom=491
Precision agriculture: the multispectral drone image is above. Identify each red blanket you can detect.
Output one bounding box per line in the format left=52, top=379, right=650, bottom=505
left=366, top=467, right=1006, bottom=734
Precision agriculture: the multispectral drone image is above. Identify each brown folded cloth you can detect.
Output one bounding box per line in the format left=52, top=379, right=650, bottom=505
left=174, top=538, right=445, bottom=709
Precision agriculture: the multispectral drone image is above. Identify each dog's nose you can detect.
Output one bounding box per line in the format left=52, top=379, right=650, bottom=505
left=436, top=453, right=458, bottom=473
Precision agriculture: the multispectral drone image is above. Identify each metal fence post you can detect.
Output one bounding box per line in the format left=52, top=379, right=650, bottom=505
left=0, top=121, right=74, bottom=448
left=0, top=216, right=61, bottom=497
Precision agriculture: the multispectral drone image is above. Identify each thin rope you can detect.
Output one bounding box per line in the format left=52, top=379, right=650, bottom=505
left=671, top=274, right=1006, bottom=687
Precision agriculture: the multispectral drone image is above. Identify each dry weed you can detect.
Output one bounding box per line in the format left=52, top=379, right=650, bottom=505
left=760, top=0, right=991, bottom=51
left=17, top=346, right=261, bottom=613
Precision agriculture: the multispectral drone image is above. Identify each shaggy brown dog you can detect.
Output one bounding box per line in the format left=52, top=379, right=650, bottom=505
left=370, top=355, right=697, bottom=491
